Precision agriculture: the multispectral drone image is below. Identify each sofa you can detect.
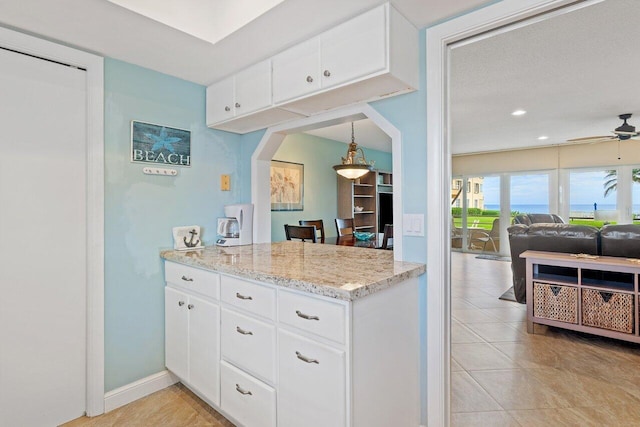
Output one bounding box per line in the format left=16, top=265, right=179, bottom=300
left=512, top=213, right=564, bottom=225
left=507, top=223, right=640, bottom=303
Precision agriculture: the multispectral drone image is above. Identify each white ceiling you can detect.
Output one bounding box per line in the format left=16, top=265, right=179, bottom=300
left=0, top=0, right=490, bottom=86
left=451, top=0, right=640, bottom=155
left=4, top=0, right=629, bottom=157
left=305, top=119, right=392, bottom=152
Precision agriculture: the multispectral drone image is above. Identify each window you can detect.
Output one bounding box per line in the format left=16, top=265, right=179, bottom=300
left=511, top=173, right=549, bottom=215
left=474, top=183, right=480, bottom=194
left=569, top=169, right=617, bottom=224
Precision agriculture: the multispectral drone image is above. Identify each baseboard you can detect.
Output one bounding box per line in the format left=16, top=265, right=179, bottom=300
left=104, top=370, right=178, bottom=413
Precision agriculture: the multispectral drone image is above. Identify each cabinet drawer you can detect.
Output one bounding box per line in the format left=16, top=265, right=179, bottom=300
left=278, top=330, right=346, bottom=427
left=220, top=361, right=276, bottom=427
left=165, top=262, right=219, bottom=300
left=221, top=275, right=276, bottom=320
left=278, top=290, right=346, bottom=344
left=221, top=308, right=276, bottom=384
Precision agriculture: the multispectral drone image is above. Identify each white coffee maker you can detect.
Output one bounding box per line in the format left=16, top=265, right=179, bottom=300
left=216, top=203, right=253, bottom=246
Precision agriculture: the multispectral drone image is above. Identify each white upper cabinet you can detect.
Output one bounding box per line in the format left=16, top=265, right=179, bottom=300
left=235, top=60, right=272, bottom=117
left=272, top=38, right=321, bottom=104
left=206, top=2, right=418, bottom=133
left=319, top=5, right=386, bottom=90
left=206, top=76, right=235, bottom=125
left=206, top=59, right=273, bottom=126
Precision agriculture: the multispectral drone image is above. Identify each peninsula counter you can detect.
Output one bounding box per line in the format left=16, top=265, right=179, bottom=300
left=160, top=242, right=425, bottom=427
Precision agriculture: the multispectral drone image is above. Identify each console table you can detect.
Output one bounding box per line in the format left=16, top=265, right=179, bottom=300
left=521, top=250, right=640, bottom=343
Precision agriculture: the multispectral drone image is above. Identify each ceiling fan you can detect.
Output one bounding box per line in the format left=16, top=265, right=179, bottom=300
left=568, top=113, right=640, bottom=144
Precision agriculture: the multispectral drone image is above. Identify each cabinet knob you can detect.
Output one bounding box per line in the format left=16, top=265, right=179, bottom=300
left=181, top=275, right=193, bottom=282
left=235, top=384, right=252, bottom=396
left=187, top=304, right=194, bottom=310
left=178, top=301, right=185, bottom=307
left=296, top=310, right=320, bottom=321
left=323, top=70, right=331, bottom=77
left=306, top=75, right=314, bottom=83
left=235, top=102, right=241, bottom=108
left=296, top=351, right=319, bottom=364
left=236, top=326, right=254, bottom=336
left=224, top=106, right=230, bottom=112
left=236, top=292, right=253, bottom=301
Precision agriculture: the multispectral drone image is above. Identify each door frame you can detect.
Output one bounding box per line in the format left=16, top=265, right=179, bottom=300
left=0, top=26, right=105, bottom=416
left=425, top=0, right=603, bottom=424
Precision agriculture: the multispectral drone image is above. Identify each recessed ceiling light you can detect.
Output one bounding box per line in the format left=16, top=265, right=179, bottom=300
left=538, top=136, right=549, bottom=140
left=511, top=109, right=527, bottom=116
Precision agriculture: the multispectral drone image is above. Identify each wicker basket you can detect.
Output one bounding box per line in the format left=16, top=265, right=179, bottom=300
left=582, top=288, right=634, bottom=334
left=533, top=282, right=578, bottom=324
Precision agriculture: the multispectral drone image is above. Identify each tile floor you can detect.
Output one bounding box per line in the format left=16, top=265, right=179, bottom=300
left=451, top=251, right=640, bottom=426
left=62, top=383, right=235, bottom=427
left=64, top=252, right=640, bottom=426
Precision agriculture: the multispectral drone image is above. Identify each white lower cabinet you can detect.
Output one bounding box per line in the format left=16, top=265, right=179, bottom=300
left=165, top=284, right=220, bottom=406
left=277, top=329, right=346, bottom=427
left=221, top=361, right=277, bottom=427
left=221, top=307, right=276, bottom=384
left=165, top=262, right=420, bottom=427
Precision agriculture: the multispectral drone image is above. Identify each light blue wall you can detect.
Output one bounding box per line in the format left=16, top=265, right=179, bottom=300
left=270, top=133, right=392, bottom=241
left=104, top=58, right=243, bottom=391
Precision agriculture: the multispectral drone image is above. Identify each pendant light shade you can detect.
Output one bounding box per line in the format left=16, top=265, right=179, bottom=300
left=333, top=122, right=374, bottom=179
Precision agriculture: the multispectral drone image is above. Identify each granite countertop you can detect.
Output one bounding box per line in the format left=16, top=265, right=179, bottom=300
left=160, top=241, right=425, bottom=301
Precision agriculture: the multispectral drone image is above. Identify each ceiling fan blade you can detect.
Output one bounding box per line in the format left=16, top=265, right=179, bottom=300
left=567, top=135, right=615, bottom=143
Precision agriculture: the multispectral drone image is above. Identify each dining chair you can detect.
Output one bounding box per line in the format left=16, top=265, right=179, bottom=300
left=335, top=218, right=354, bottom=236
left=299, top=219, right=325, bottom=243
left=381, top=224, right=393, bottom=249
left=284, top=224, right=318, bottom=243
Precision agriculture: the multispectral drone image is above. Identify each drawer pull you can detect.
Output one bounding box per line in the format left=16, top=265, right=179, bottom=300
left=178, top=301, right=185, bottom=307
left=296, top=351, right=319, bottom=364
left=224, top=106, right=230, bottom=112
left=236, top=326, right=253, bottom=336
left=236, top=292, right=253, bottom=301
left=235, top=384, right=252, bottom=396
left=188, top=304, right=194, bottom=310
left=181, top=275, right=193, bottom=282
left=296, top=310, right=319, bottom=321
left=324, top=70, right=331, bottom=77
left=306, top=75, right=313, bottom=83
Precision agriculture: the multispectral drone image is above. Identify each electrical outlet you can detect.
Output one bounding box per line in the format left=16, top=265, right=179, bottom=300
left=221, top=174, right=230, bottom=191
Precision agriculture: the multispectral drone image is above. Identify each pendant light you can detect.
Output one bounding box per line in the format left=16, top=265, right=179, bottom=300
left=333, top=122, right=374, bottom=180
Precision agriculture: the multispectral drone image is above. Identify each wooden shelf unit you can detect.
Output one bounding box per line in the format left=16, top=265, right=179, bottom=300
left=337, top=170, right=392, bottom=234
left=522, top=250, right=640, bottom=343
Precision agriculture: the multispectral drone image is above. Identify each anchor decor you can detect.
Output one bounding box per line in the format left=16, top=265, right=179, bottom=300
left=172, top=225, right=204, bottom=250
left=184, top=229, right=200, bottom=248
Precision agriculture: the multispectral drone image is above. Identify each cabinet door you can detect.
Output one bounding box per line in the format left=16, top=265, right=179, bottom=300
left=278, top=330, right=346, bottom=427
left=272, top=38, right=321, bottom=104
left=235, top=59, right=272, bottom=116
left=188, top=295, right=221, bottom=406
left=165, top=287, right=189, bottom=381
left=320, top=4, right=386, bottom=89
left=206, top=76, right=235, bottom=125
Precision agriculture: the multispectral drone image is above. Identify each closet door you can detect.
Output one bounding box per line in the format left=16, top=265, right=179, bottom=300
left=0, top=47, right=87, bottom=426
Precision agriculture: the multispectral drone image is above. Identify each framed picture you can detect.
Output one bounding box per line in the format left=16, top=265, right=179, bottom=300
left=271, top=160, right=304, bottom=211
left=131, top=120, right=191, bottom=166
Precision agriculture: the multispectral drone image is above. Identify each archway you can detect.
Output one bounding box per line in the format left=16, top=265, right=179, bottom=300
left=251, top=103, right=404, bottom=260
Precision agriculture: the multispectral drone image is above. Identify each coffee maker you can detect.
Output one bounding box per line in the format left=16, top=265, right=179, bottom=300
left=216, top=203, right=253, bottom=246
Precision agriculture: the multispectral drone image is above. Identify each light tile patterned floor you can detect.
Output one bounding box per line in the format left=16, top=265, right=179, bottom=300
left=62, top=383, right=235, bottom=427
left=64, top=252, right=640, bottom=426
left=451, top=251, right=640, bottom=426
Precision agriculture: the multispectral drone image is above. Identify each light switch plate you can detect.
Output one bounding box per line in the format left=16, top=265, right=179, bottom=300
left=221, top=174, right=230, bottom=191
left=403, top=214, right=424, bottom=236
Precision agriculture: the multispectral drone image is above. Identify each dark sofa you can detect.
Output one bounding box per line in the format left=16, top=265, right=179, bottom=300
left=507, top=223, right=640, bottom=303
left=512, top=213, right=564, bottom=225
